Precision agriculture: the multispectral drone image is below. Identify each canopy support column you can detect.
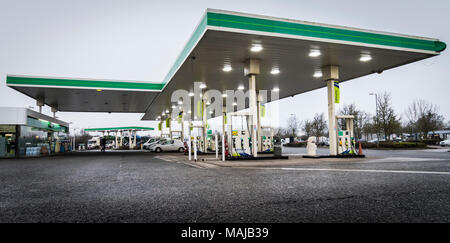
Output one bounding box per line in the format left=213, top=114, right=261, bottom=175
left=181, top=112, right=185, bottom=141
left=115, top=132, right=118, bottom=149
left=36, top=97, right=44, bottom=113
left=245, top=58, right=260, bottom=157
left=322, top=65, right=340, bottom=156
left=257, top=93, right=263, bottom=153
left=159, top=120, right=163, bottom=139
left=119, top=130, right=123, bottom=147
left=51, top=106, right=57, bottom=118
left=168, top=115, right=172, bottom=139
left=222, top=105, right=226, bottom=161
left=202, top=94, right=207, bottom=153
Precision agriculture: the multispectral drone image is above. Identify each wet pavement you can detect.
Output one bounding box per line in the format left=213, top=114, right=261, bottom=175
left=0, top=151, right=449, bottom=223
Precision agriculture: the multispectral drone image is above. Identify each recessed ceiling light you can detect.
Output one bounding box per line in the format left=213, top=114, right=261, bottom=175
left=199, top=83, right=207, bottom=89
left=178, top=100, right=183, bottom=105
left=172, top=105, right=176, bottom=109
left=188, top=110, right=192, bottom=114
left=222, top=93, right=227, bottom=98
left=233, top=102, right=237, bottom=106
left=209, top=110, right=213, bottom=114
left=313, top=71, right=323, bottom=78
left=165, top=109, right=169, bottom=113
left=206, top=101, right=211, bottom=105
left=250, top=44, right=263, bottom=52
left=238, top=85, right=245, bottom=90
left=309, top=49, right=321, bottom=57
left=272, top=87, right=280, bottom=92
left=188, top=92, right=194, bottom=97
left=223, top=65, right=232, bottom=72
left=360, top=54, right=372, bottom=62
left=271, top=68, right=280, bottom=75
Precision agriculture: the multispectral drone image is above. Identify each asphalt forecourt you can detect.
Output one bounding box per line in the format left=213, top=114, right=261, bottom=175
left=0, top=150, right=448, bottom=223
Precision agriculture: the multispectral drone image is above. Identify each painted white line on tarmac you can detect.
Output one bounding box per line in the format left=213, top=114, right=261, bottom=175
left=366, top=157, right=447, bottom=163
left=253, top=167, right=450, bottom=175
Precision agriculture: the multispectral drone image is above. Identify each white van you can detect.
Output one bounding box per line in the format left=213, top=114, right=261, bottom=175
left=87, top=137, right=100, bottom=149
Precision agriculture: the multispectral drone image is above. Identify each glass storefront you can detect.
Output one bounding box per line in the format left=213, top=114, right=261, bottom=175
left=0, top=125, right=17, bottom=157
left=0, top=117, right=70, bottom=158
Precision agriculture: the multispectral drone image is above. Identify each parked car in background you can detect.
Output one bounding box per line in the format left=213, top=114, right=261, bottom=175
left=105, top=141, right=115, bottom=149
left=150, top=139, right=184, bottom=152
left=368, top=138, right=386, bottom=143
left=440, top=139, right=450, bottom=147
left=144, top=138, right=164, bottom=150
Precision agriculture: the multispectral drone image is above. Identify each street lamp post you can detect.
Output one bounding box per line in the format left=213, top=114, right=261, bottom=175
left=369, top=93, right=379, bottom=144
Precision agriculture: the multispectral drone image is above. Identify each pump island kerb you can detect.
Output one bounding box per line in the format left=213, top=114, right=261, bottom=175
left=6, top=9, right=446, bottom=159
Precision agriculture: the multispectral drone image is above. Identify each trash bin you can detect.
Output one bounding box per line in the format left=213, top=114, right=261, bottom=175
left=273, top=136, right=282, bottom=157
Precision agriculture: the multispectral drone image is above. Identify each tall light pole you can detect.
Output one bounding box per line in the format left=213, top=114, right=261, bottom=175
left=369, top=93, right=379, bottom=142
left=289, top=114, right=295, bottom=143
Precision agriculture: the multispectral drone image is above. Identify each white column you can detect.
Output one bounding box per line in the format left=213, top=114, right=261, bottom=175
left=119, top=131, right=123, bottom=147
left=323, top=65, right=339, bottom=156
left=181, top=112, right=185, bottom=141
left=160, top=121, right=163, bottom=139
left=228, top=114, right=233, bottom=157
left=36, top=98, right=44, bottom=113
left=257, top=93, right=262, bottom=153
left=168, top=115, right=172, bottom=139
left=193, top=135, right=197, bottom=161
left=128, top=130, right=131, bottom=148
left=115, top=132, right=118, bottom=149
left=215, top=133, right=218, bottom=159
left=249, top=74, right=258, bottom=157
left=222, top=106, right=226, bottom=161
left=133, top=130, right=137, bottom=148
left=202, top=97, right=207, bottom=153
left=188, top=134, right=192, bottom=161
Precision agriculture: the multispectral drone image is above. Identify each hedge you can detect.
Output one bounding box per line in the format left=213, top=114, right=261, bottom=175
left=283, top=142, right=307, bottom=147
left=360, top=141, right=427, bottom=149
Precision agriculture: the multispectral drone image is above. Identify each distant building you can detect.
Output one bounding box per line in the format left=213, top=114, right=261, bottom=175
left=428, top=130, right=450, bottom=140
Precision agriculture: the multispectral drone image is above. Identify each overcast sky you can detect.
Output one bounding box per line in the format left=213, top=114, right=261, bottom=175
left=1, top=0, right=449, bottom=136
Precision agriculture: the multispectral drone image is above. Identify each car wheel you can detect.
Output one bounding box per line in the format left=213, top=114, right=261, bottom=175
left=155, top=147, right=162, bottom=153
left=178, top=147, right=184, bottom=152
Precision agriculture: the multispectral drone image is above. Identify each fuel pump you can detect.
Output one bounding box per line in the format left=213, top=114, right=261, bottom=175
left=259, top=126, right=274, bottom=153
left=228, top=112, right=253, bottom=157
left=336, top=115, right=356, bottom=155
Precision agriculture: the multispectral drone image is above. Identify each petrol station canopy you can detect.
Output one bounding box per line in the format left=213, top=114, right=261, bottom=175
left=84, top=126, right=155, bottom=132
left=7, top=9, right=446, bottom=118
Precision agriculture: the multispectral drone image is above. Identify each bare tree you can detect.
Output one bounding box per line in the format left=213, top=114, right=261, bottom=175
left=303, top=119, right=313, bottom=137
left=286, top=115, right=301, bottom=137
left=302, top=113, right=327, bottom=140
left=417, top=112, right=444, bottom=139
left=374, top=92, right=401, bottom=141
left=339, top=104, right=371, bottom=140
left=405, top=99, right=445, bottom=139
left=274, top=127, right=288, bottom=138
